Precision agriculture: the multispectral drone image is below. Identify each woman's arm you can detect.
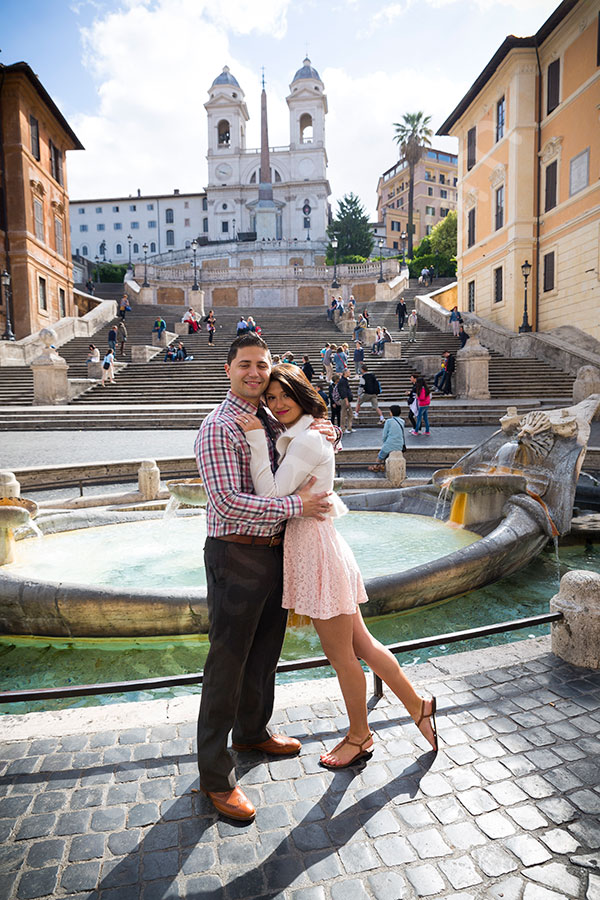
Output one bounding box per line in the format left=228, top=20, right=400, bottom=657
left=246, top=430, right=327, bottom=498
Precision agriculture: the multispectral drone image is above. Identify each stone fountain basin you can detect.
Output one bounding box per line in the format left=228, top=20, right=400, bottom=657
left=0, top=485, right=553, bottom=637
left=165, top=478, right=207, bottom=507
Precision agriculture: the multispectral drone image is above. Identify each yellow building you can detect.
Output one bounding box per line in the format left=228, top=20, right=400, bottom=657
left=376, top=148, right=458, bottom=252
left=438, top=0, right=600, bottom=339
left=0, top=62, right=83, bottom=340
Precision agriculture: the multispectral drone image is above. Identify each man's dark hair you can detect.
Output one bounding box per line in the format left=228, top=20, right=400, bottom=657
left=390, top=404, right=402, bottom=417
left=227, top=332, right=269, bottom=365
left=361, top=363, right=368, bottom=372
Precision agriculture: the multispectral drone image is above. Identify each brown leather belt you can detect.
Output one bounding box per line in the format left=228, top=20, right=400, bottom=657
left=216, top=533, right=283, bottom=547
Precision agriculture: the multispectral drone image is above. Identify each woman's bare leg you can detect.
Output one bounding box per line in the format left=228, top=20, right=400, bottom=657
left=351, top=612, right=437, bottom=749
left=312, top=614, right=373, bottom=766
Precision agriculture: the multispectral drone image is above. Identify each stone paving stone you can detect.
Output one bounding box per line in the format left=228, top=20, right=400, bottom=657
left=587, top=873, right=600, bottom=900
left=427, top=796, right=464, bottom=825
left=290, top=888, right=327, bottom=900
left=446, top=767, right=482, bottom=792
left=107, top=828, right=141, bottom=856
left=15, top=813, right=57, bottom=841
left=540, top=827, right=580, bottom=853
left=516, top=774, right=555, bottom=799
left=505, top=804, right=549, bottom=831
left=368, top=870, right=407, bottom=900
left=476, top=810, right=517, bottom=838
left=395, top=802, right=435, bottom=827
left=523, top=861, right=582, bottom=896
left=443, top=745, right=479, bottom=765
left=568, top=760, right=600, bottom=783
left=25, top=837, right=65, bottom=868
left=569, top=790, right=600, bottom=815
left=485, top=780, right=530, bottom=806
left=60, top=860, right=102, bottom=892
left=405, top=863, right=446, bottom=896
left=438, top=856, right=483, bottom=889
left=473, top=759, right=513, bottom=782
left=15, top=866, right=58, bottom=900
left=330, top=880, right=369, bottom=900
left=443, top=820, right=486, bottom=849
left=538, top=796, right=577, bottom=824
left=504, top=833, right=553, bottom=866
left=60, top=735, right=88, bottom=752
left=374, top=834, right=416, bottom=865
left=418, top=773, right=452, bottom=797
left=303, top=850, right=343, bottom=882
left=487, top=875, right=527, bottom=899
left=457, top=787, right=498, bottom=815
left=471, top=844, right=519, bottom=876
left=406, top=829, right=454, bottom=861
left=569, top=819, right=600, bottom=849
left=69, top=833, right=106, bottom=861
left=338, top=841, right=380, bottom=873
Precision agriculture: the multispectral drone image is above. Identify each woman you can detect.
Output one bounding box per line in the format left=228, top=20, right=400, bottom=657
left=371, top=327, right=383, bottom=355
left=236, top=365, right=438, bottom=767
left=411, top=376, right=431, bottom=435
left=101, top=347, right=115, bottom=385
left=449, top=306, right=461, bottom=338
left=204, top=310, right=216, bottom=347
left=85, top=344, right=100, bottom=366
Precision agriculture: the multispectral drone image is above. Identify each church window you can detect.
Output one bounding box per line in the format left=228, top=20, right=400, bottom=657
left=303, top=217, right=311, bottom=229
left=250, top=171, right=257, bottom=183
left=218, top=120, right=230, bottom=145
left=222, top=221, right=229, bottom=233
left=115, top=243, right=122, bottom=255
left=165, top=208, right=174, bottom=223
left=150, top=241, right=156, bottom=252
left=81, top=245, right=88, bottom=256
left=300, top=113, right=313, bottom=144
left=133, top=242, right=139, bottom=253
left=166, top=230, right=175, bottom=246
left=202, top=197, right=208, bottom=210
left=274, top=169, right=282, bottom=182
left=203, top=217, right=208, bottom=232
left=222, top=203, right=228, bottom=210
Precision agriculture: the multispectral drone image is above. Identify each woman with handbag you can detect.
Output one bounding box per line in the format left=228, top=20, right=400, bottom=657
left=101, top=348, right=115, bottom=385
left=411, top=377, right=431, bottom=435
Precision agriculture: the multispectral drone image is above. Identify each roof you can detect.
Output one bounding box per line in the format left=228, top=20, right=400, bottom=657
left=291, top=57, right=321, bottom=83
left=0, top=62, right=84, bottom=150
left=211, top=66, right=240, bottom=88
left=437, top=0, right=580, bottom=135
left=70, top=191, right=207, bottom=204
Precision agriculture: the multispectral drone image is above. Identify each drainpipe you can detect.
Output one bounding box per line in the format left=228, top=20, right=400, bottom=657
left=533, top=41, right=542, bottom=331
left=0, top=68, right=13, bottom=308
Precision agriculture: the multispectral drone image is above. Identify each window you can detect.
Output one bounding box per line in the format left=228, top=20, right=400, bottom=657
left=427, top=186, right=433, bottom=197
left=545, top=160, right=557, bottom=211
left=131, top=221, right=139, bottom=229
left=54, top=217, right=64, bottom=256
left=184, top=218, right=190, bottom=227
left=203, top=217, right=208, bottom=233
left=425, top=225, right=432, bottom=235
left=147, top=203, right=154, bottom=211
left=33, top=198, right=44, bottom=242
left=221, top=221, right=229, bottom=233
left=114, top=222, right=122, bottom=230
left=78, top=208, right=85, bottom=214
left=150, top=242, right=156, bottom=253
left=393, top=241, right=398, bottom=250
left=165, top=208, right=174, bottom=223
left=300, top=112, right=313, bottom=143
left=495, top=185, right=504, bottom=230
left=391, top=222, right=401, bottom=232
left=303, top=217, right=311, bottom=229
left=115, top=243, right=122, bottom=255
left=440, top=189, right=447, bottom=199
left=468, top=280, right=475, bottom=312
left=184, top=201, right=189, bottom=209
left=543, top=252, right=555, bottom=292
left=95, top=206, right=103, bottom=214
left=30, top=116, right=40, bottom=160
left=218, top=119, right=230, bottom=145
left=50, top=141, right=63, bottom=185
left=133, top=242, right=139, bottom=254
left=97, top=223, right=105, bottom=231
left=496, top=96, right=505, bottom=142
left=425, top=171, right=434, bottom=181
left=58, top=288, right=66, bottom=318
left=467, top=127, right=476, bottom=170
left=493, top=266, right=503, bottom=303
left=439, top=173, right=445, bottom=185
left=166, top=229, right=175, bottom=245
left=79, top=224, right=88, bottom=233
left=440, top=208, right=450, bottom=218
left=547, top=59, right=560, bottom=115
left=202, top=197, right=208, bottom=211
left=148, top=220, right=157, bottom=228
left=425, top=206, right=435, bottom=216
left=569, top=148, right=589, bottom=196
left=129, top=204, right=137, bottom=212
left=38, top=276, right=47, bottom=310
left=81, top=244, right=88, bottom=256
left=467, top=208, right=475, bottom=248
left=453, top=177, right=458, bottom=186
left=112, top=205, right=119, bottom=213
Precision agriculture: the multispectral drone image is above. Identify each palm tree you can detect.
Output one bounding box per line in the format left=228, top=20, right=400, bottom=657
left=393, top=112, right=433, bottom=258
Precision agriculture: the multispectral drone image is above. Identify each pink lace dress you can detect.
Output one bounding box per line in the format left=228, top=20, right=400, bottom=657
left=245, top=415, right=368, bottom=619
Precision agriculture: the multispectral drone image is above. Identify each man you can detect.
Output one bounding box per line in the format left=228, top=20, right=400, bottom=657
left=368, top=405, right=406, bottom=472
left=337, top=368, right=354, bottom=433
left=116, top=319, right=127, bottom=356
left=323, top=343, right=334, bottom=382
left=194, top=333, right=332, bottom=822
left=354, top=363, right=385, bottom=424
left=236, top=317, right=249, bottom=336
left=407, top=309, right=418, bottom=343
left=420, top=266, right=429, bottom=286
left=458, top=325, right=470, bottom=349
left=433, top=352, right=448, bottom=392
left=441, top=351, right=456, bottom=394
left=302, top=355, right=314, bottom=383
left=107, top=323, right=117, bottom=354
left=395, top=298, right=407, bottom=330
left=353, top=341, right=364, bottom=378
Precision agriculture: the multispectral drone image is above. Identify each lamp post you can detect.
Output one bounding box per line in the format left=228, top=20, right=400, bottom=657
left=232, top=218, right=236, bottom=242
left=94, top=256, right=100, bottom=282
left=378, top=238, right=385, bottom=283
left=401, top=231, right=407, bottom=267
left=127, top=233, right=132, bottom=268
left=331, top=237, right=340, bottom=289
left=100, top=240, right=107, bottom=262
left=519, top=259, right=533, bottom=333
left=191, top=239, right=199, bottom=291
left=1, top=270, right=16, bottom=341
left=142, top=243, right=149, bottom=288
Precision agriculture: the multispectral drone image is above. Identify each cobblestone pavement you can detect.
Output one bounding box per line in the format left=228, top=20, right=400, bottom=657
left=1, top=638, right=600, bottom=899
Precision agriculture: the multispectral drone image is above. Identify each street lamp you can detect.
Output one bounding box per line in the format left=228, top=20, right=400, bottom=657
left=191, top=239, right=199, bottom=291
left=232, top=218, right=236, bottom=242
left=1, top=270, right=16, bottom=341
left=94, top=256, right=100, bottom=282
left=142, top=242, right=149, bottom=288
left=400, top=231, right=407, bottom=267
left=127, top=233, right=133, bottom=268
left=519, top=259, right=533, bottom=333
left=378, top=238, right=385, bottom=283
left=331, top=237, right=340, bottom=289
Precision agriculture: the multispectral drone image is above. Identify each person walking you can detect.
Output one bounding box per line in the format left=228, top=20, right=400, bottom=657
left=395, top=298, right=407, bottom=330
left=333, top=346, right=348, bottom=375
left=323, top=344, right=334, bottom=382
left=301, top=355, right=314, bottom=383
left=101, top=348, right=115, bottom=385
left=441, top=351, right=456, bottom=395
left=406, top=373, right=420, bottom=432
left=118, top=294, right=130, bottom=320
left=237, top=366, right=438, bottom=769
left=411, top=377, right=431, bottom=435
left=337, top=369, right=354, bottom=433
left=329, top=374, right=342, bottom=427
left=354, top=364, right=385, bottom=424
left=353, top=341, right=364, bottom=378
left=458, top=325, right=470, bottom=348
left=407, top=309, right=418, bottom=343
left=449, top=306, right=461, bottom=337
left=116, top=320, right=128, bottom=356
left=368, top=405, right=406, bottom=472
left=194, top=333, right=335, bottom=823
left=107, top=323, right=118, bottom=354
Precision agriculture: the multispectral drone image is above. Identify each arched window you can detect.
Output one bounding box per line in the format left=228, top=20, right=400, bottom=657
left=133, top=242, right=139, bottom=254
left=218, top=119, right=230, bottom=145
left=166, top=230, right=175, bottom=246
left=150, top=242, right=156, bottom=253
left=165, top=208, right=174, bottom=224
left=274, top=169, right=282, bottom=182
left=203, top=217, right=208, bottom=232
left=300, top=113, right=313, bottom=144
left=184, top=240, right=191, bottom=249
left=115, top=243, right=122, bottom=255
left=81, top=244, right=88, bottom=257
left=250, top=171, right=257, bottom=183
left=249, top=167, right=282, bottom=184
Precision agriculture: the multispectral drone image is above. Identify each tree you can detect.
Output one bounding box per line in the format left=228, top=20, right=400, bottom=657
left=393, top=112, right=433, bottom=258
left=429, top=210, right=457, bottom=258
left=327, top=192, right=373, bottom=262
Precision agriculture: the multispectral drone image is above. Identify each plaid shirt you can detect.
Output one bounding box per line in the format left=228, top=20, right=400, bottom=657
left=195, top=390, right=302, bottom=538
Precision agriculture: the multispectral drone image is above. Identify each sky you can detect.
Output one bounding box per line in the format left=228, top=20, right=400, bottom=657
left=2, top=0, right=560, bottom=219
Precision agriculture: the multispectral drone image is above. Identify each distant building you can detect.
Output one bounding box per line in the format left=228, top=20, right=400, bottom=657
left=0, top=62, right=83, bottom=339
left=438, top=0, right=600, bottom=338
left=376, top=149, right=458, bottom=252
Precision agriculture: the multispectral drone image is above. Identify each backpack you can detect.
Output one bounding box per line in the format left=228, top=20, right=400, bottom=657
left=363, top=372, right=381, bottom=395
left=332, top=383, right=341, bottom=406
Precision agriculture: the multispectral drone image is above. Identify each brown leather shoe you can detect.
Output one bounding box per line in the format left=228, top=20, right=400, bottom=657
left=232, top=733, right=301, bottom=756
left=201, top=785, right=256, bottom=821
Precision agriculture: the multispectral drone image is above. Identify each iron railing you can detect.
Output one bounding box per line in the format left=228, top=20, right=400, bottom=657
left=0, top=612, right=562, bottom=705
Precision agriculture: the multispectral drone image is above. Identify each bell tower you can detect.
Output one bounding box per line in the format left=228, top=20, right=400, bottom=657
left=287, top=58, right=327, bottom=150
left=205, top=67, right=249, bottom=186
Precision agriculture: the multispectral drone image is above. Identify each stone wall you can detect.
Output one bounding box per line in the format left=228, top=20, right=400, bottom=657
left=298, top=286, right=325, bottom=306
left=157, top=287, right=185, bottom=304
left=212, top=287, right=239, bottom=306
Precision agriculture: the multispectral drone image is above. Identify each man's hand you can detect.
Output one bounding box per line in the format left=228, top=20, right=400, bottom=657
left=297, top=476, right=332, bottom=520
left=310, top=418, right=337, bottom=445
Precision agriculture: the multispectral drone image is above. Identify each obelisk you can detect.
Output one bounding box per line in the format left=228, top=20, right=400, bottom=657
left=255, top=71, right=278, bottom=241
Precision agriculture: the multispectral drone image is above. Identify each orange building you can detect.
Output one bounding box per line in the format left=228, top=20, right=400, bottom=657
left=438, top=0, right=600, bottom=339
left=0, top=62, right=83, bottom=339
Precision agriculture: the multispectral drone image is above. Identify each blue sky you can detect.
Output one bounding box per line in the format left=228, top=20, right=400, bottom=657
left=2, top=0, right=559, bottom=217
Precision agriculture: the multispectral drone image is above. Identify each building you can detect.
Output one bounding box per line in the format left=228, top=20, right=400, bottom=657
left=438, top=0, right=600, bottom=338
left=376, top=149, right=458, bottom=252
left=69, top=189, right=207, bottom=264
left=0, top=62, right=83, bottom=339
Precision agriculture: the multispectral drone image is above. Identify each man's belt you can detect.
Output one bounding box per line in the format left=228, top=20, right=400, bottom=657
left=215, top=533, right=283, bottom=547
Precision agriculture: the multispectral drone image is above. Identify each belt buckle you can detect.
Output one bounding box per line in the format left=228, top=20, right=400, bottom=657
left=269, top=534, right=279, bottom=547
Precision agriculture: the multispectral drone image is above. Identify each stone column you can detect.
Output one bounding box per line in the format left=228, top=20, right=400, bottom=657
left=137, top=286, right=155, bottom=305
left=385, top=451, right=406, bottom=487
left=138, top=460, right=161, bottom=500
left=30, top=328, right=70, bottom=405
left=551, top=570, right=600, bottom=669
left=0, top=471, right=20, bottom=498
left=87, top=361, right=103, bottom=380
left=572, top=366, right=600, bottom=403
left=455, top=327, right=490, bottom=400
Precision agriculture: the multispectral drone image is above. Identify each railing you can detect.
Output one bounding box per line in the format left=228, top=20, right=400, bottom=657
left=0, top=613, right=562, bottom=705
left=147, top=260, right=399, bottom=284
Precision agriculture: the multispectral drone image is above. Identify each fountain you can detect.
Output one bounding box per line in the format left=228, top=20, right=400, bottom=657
left=0, top=472, right=39, bottom=565
left=0, top=397, right=597, bottom=637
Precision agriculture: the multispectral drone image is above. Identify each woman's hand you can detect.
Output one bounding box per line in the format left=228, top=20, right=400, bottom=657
left=235, top=413, right=264, bottom=433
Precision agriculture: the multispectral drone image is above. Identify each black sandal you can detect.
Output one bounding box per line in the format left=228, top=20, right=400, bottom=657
left=415, top=697, right=438, bottom=752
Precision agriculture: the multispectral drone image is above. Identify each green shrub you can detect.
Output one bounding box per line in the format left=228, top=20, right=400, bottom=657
left=408, top=253, right=456, bottom=279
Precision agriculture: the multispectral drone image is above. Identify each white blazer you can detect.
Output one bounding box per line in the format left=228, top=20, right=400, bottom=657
left=245, top=414, right=347, bottom=518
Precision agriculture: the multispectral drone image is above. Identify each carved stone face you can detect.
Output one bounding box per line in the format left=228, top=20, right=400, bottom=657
left=517, top=412, right=554, bottom=460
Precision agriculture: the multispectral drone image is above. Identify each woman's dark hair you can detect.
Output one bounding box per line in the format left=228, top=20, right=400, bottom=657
left=390, top=404, right=402, bottom=417
left=267, top=364, right=327, bottom=418
left=415, top=376, right=430, bottom=397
